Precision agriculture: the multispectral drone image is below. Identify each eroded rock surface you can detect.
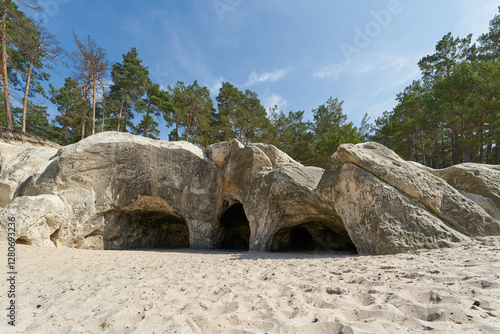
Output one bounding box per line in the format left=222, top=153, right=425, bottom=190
left=4, top=132, right=221, bottom=249
left=1, top=133, right=499, bottom=255
left=317, top=154, right=470, bottom=254
left=213, top=140, right=352, bottom=252
left=430, top=163, right=500, bottom=221
left=0, top=143, right=58, bottom=206
left=333, top=142, right=500, bottom=237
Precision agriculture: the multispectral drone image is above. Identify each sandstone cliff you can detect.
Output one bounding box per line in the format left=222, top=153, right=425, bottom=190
left=1, top=132, right=499, bottom=255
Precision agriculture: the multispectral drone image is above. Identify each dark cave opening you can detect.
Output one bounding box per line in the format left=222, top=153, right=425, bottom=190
left=219, top=203, right=250, bottom=250
left=103, top=210, right=190, bottom=250
left=271, top=222, right=357, bottom=253
left=289, top=227, right=314, bottom=249
left=15, top=237, right=31, bottom=245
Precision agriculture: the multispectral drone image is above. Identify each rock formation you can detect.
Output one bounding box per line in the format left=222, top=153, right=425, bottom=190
left=1, top=132, right=499, bottom=255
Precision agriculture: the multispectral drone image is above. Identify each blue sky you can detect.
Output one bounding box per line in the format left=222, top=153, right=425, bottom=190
left=28, top=0, right=499, bottom=140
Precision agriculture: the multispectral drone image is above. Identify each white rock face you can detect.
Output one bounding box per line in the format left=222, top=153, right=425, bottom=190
left=0, top=143, right=58, bottom=207
left=317, top=156, right=470, bottom=254
left=1, top=133, right=499, bottom=255
left=334, top=142, right=500, bottom=236
left=214, top=141, right=350, bottom=252
left=430, top=163, right=500, bottom=221
left=3, top=132, right=222, bottom=249
left=0, top=194, right=67, bottom=247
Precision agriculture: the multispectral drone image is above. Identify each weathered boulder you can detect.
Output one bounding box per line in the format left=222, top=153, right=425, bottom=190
left=430, top=163, right=500, bottom=221
left=0, top=194, right=67, bottom=247
left=333, top=142, right=500, bottom=236
left=0, top=143, right=58, bottom=207
left=1, top=133, right=499, bottom=255
left=213, top=140, right=352, bottom=252
left=317, top=154, right=470, bottom=254
left=7, top=132, right=222, bottom=249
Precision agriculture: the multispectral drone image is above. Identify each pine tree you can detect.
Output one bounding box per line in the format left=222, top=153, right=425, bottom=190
left=12, top=104, right=58, bottom=141
left=263, top=107, right=314, bottom=164
left=0, top=0, right=40, bottom=129
left=478, top=6, right=500, bottom=61
left=137, top=78, right=171, bottom=137
left=72, top=34, right=109, bottom=136
left=49, top=77, right=83, bottom=145
left=110, top=47, right=148, bottom=132
left=134, top=114, right=160, bottom=139
left=216, top=81, right=241, bottom=141
left=478, top=7, right=500, bottom=163
left=168, top=80, right=214, bottom=146
left=215, top=81, right=268, bottom=145
left=18, top=19, right=64, bottom=133
left=312, top=97, right=361, bottom=167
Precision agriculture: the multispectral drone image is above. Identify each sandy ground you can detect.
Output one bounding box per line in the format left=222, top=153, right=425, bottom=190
left=1, top=237, right=500, bottom=334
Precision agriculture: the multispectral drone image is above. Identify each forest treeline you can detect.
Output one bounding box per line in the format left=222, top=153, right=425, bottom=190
left=372, top=9, right=500, bottom=166
left=1, top=1, right=499, bottom=168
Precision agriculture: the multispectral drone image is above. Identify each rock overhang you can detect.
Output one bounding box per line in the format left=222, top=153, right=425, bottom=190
left=1, top=132, right=499, bottom=255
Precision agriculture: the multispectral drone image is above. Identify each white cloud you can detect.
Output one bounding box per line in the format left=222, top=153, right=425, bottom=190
left=312, top=62, right=347, bottom=81
left=245, top=66, right=290, bottom=86
left=263, top=93, right=288, bottom=113
left=208, top=76, right=225, bottom=96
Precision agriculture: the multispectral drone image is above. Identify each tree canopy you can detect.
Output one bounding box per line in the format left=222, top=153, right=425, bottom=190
left=2, top=3, right=499, bottom=170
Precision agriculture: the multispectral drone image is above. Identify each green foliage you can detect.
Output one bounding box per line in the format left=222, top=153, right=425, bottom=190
left=263, top=107, right=314, bottom=164
left=479, top=6, right=500, bottom=61
left=311, top=97, right=362, bottom=166
left=12, top=104, right=59, bottom=141
left=136, top=79, right=171, bottom=137
left=134, top=115, right=160, bottom=139
left=110, top=47, right=149, bottom=132
left=373, top=7, right=500, bottom=166
left=215, top=82, right=269, bottom=145
left=168, top=80, right=215, bottom=147
left=49, top=77, right=84, bottom=145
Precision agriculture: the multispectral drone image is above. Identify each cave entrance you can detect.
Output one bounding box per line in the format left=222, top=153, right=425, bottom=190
left=103, top=210, right=190, bottom=250
left=271, top=222, right=357, bottom=253
left=219, top=203, right=250, bottom=250
left=289, top=227, right=314, bottom=249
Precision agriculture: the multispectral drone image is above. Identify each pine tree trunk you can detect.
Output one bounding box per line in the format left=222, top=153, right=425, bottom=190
left=117, top=89, right=127, bottom=132
left=452, top=132, right=460, bottom=165
left=62, top=112, right=68, bottom=146
left=486, top=143, right=492, bottom=164
left=144, top=101, right=151, bottom=137
left=123, top=111, right=128, bottom=133
left=92, top=75, right=97, bottom=135
left=420, top=135, right=427, bottom=166
left=101, top=89, right=106, bottom=133
left=81, top=95, right=88, bottom=140
left=1, top=1, right=12, bottom=129
left=22, top=57, right=35, bottom=133
left=186, top=110, right=191, bottom=142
